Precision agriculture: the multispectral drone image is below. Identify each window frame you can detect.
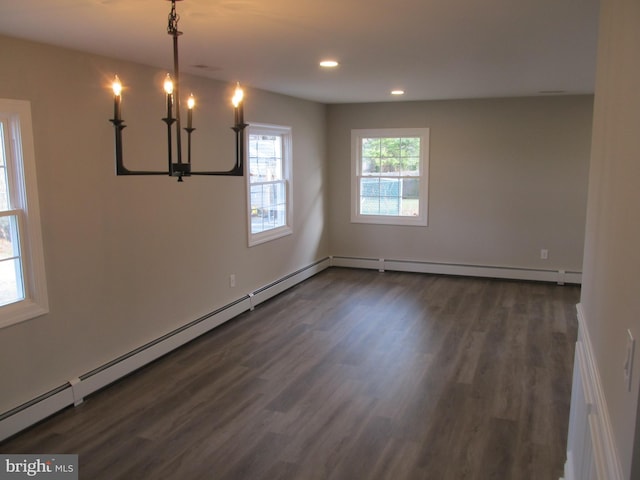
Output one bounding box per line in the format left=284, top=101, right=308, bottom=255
left=245, top=123, right=293, bottom=247
left=0, top=99, right=48, bottom=329
left=351, top=127, right=430, bottom=226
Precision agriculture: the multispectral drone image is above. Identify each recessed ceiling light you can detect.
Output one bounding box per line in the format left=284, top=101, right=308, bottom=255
left=319, top=60, right=339, bottom=68
left=391, top=89, right=405, bottom=96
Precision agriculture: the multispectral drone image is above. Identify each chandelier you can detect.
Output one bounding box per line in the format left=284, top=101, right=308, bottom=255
left=109, top=0, right=246, bottom=182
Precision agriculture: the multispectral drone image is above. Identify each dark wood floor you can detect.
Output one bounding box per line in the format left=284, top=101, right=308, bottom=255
left=1, top=268, right=579, bottom=480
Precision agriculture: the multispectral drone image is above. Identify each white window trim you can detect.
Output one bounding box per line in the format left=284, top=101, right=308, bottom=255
left=0, top=99, right=49, bottom=329
left=351, top=127, right=429, bottom=226
left=246, top=123, right=293, bottom=247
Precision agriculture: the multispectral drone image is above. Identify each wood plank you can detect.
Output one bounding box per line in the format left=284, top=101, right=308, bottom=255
left=0, top=268, right=579, bottom=480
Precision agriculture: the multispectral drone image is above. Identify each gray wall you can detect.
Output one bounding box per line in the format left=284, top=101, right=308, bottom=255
left=0, top=33, right=596, bottom=431
left=580, top=0, right=640, bottom=476
left=327, top=96, right=593, bottom=272
left=0, top=35, right=329, bottom=413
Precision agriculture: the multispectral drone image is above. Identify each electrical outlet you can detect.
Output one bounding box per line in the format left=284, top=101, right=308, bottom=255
left=624, top=329, right=635, bottom=392
left=229, top=274, right=236, bottom=288
left=540, top=249, right=548, bottom=260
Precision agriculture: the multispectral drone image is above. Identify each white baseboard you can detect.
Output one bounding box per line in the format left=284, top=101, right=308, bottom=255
left=330, top=256, right=581, bottom=284
left=0, top=257, right=331, bottom=442
left=564, top=303, right=624, bottom=480
left=0, top=256, right=580, bottom=442
left=0, top=386, right=74, bottom=445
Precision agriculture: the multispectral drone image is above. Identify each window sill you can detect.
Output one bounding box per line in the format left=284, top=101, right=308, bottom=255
left=248, top=226, right=292, bottom=247
left=0, top=298, right=49, bottom=329
left=350, top=215, right=428, bottom=227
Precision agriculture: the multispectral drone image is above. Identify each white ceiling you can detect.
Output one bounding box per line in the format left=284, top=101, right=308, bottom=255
left=0, top=0, right=600, bottom=103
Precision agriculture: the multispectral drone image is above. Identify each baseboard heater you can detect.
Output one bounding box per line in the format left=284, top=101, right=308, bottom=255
left=330, top=256, right=582, bottom=285
left=0, top=257, right=331, bottom=442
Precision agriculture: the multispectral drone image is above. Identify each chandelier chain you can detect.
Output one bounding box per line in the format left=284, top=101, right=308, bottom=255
left=167, top=0, right=180, bottom=35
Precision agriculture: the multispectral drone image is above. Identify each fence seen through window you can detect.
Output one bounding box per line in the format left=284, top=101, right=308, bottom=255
left=359, top=136, right=420, bottom=217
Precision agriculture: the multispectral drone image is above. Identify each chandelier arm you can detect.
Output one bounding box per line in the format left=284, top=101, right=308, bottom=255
left=190, top=125, right=246, bottom=176
left=110, top=119, right=167, bottom=175
left=190, top=170, right=242, bottom=176
left=117, top=170, right=170, bottom=176
left=109, top=119, right=246, bottom=177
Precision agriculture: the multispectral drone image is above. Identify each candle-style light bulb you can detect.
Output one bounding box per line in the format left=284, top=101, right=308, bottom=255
left=164, top=74, right=174, bottom=120
left=232, top=83, right=244, bottom=108
left=112, top=75, right=122, bottom=121
left=112, top=75, right=122, bottom=97
left=164, top=74, right=174, bottom=95
left=232, top=83, right=244, bottom=126
left=187, top=93, right=195, bottom=129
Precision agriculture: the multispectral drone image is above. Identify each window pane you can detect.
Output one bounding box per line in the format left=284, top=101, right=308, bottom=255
left=0, top=124, right=9, bottom=211
left=401, top=178, right=420, bottom=216
left=360, top=176, right=419, bottom=217
left=381, top=138, right=401, bottom=161
left=380, top=138, right=399, bottom=174
left=0, top=167, right=8, bottom=212
left=361, top=138, right=380, bottom=175
left=362, top=137, right=418, bottom=176
left=250, top=181, right=286, bottom=234
left=360, top=177, right=402, bottom=216
left=361, top=138, right=380, bottom=158
left=401, top=156, right=420, bottom=175
left=361, top=156, right=379, bottom=175
left=0, top=257, right=24, bottom=306
left=0, top=215, right=20, bottom=260
left=399, top=137, right=420, bottom=175
left=0, top=123, right=5, bottom=167
left=360, top=177, right=379, bottom=215
left=400, top=137, right=420, bottom=157
left=249, top=134, right=283, bottom=182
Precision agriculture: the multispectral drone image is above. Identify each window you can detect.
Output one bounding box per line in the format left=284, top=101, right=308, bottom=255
left=351, top=128, right=429, bottom=226
left=0, top=99, right=48, bottom=328
left=246, top=124, right=292, bottom=246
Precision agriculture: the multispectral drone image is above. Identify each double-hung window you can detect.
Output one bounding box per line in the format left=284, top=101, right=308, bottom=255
left=246, top=124, right=292, bottom=246
left=351, top=128, right=429, bottom=226
left=0, top=99, right=48, bottom=328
